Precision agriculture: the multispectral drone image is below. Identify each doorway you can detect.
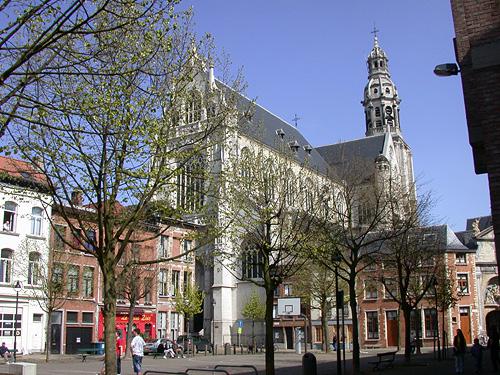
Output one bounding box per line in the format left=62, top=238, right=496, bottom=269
left=65, top=327, right=92, bottom=354
left=386, top=310, right=398, bottom=347
left=285, top=327, right=293, bottom=349
left=50, top=311, right=62, bottom=354
left=459, top=307, right=471, bottom=344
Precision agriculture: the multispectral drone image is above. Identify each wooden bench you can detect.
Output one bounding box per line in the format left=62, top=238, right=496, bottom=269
left=77, top=348, right=102, bottom=362
left=368, top=351, right=398, bottom=371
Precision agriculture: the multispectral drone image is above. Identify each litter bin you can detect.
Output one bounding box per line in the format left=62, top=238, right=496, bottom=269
left=302, top=352, right=317, bottom=375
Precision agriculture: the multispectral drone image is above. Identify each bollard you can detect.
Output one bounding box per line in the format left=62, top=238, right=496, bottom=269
left=240, top=345, right=243, bottom=355
left=214, top=344, right=217, bottom=355
left=233, top=344, right=236, bottom=355
left=224, top=343, right=230, bottom=355
left=302, top=352, right=317, bottom=375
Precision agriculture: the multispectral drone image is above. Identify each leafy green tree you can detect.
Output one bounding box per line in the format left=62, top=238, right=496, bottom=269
left=4, top=3, right=242, bottom=373
left=0, top=0, right=172, bottom=138
left=241, top=289, right=265, bottom=352
left=216, top=145, right=330, bottom=375
left=174, top=281, right=204, bottom=340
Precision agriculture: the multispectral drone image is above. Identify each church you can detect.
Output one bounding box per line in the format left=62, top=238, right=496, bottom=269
left=191, top=36, right=419, bottom=348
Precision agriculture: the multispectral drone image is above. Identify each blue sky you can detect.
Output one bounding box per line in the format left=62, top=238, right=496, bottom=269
left=182, top=1, right=491, bottom=231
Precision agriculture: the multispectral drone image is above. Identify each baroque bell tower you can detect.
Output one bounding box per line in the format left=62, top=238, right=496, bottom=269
left=362, top=36, right=402, bottom=137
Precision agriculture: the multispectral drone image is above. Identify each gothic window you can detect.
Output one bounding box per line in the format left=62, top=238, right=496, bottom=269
left=358, top=202, right=372, bottom=225
left=375, top=107, right=381, bottom=117
left=380, top=60, right=384, bottom=67
left=374, top=61, right=378, bottom=68
left=285, top=170, right=296, bottom=206
left=0, top=249, right=13, bottom=283
left=30, top=207, right=43, bottom=236
left=2, top=201, right=17, bottom=232
left=82, top=267, right=94, bottom=298
left=242, top=247, right=264, bottom=279
left=177, top=155, right=205, bottom=211
left=28, top=252, right=41, bottom=285
left=240, top=148, right=251, bottom=180
left=185, top=92, right=202, bottom=124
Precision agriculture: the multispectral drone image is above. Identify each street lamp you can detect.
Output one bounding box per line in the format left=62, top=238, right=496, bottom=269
left=331, top=252, right=342, bottom=375
left=432, top=276, right=441, bottom=361
left=13, top=280, right=23, bottom=362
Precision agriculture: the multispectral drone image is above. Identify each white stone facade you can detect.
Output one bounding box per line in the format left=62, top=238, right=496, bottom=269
left=0, top=163, right=52, bottom=354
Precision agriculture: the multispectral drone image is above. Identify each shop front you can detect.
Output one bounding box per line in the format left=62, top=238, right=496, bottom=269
left=98, top=309, right=156, bottom=342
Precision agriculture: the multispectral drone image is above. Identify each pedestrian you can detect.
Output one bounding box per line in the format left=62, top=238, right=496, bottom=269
left=471, top=338, right=483, bottom=374
left=487, top=326, right=500, bottom=372
left=453, top=328, right=467, bottom=374
left=130, top=328, right=145, bottom=375
left=0, top=342, right=12, bottom=363
left=99, top=331, right=123, bottom=375
left=332, top=334, right=337, bottom=351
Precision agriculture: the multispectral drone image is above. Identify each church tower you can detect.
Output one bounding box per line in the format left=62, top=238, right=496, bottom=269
left=362, top=36, right=402, bottom=137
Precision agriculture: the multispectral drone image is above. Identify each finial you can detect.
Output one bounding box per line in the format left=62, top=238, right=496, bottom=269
left=371, top=24, right=379, bottom=45
left=292, top=114, right=301, bottom=128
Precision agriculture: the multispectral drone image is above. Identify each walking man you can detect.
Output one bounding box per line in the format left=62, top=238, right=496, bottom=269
left=130, top=328, right=145, bottom=375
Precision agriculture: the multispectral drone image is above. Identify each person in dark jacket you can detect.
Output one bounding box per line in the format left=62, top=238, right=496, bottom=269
left=453, top=328, right=467, bottom=374
left=488, top=326, right=500, bottom=372
left=471, top=338, right=483, bottom=374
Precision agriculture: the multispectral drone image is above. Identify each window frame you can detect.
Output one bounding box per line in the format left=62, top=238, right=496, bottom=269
left=0, top=248, right=13, bottom=283
left=28, top=251, right=41, bottom=285
left=366, top=311, right=379, bottom=340
left=30, top=207, right=44, bottom=236
left=457, top=273, right=469, bottom=295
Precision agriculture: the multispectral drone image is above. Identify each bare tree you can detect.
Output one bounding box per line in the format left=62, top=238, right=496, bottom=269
left=216, top=145, right=330, bottom=375
left=4, top=4, right=243, bottom=372
left=16, top=238, right=67, bottom=362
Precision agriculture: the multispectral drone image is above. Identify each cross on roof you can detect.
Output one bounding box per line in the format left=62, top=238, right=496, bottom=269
left=292, top=114, right=301, bottom=128
left=371, top=25, right=379, bottom=38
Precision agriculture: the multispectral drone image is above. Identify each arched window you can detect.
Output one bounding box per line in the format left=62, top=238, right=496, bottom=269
left=176, top=154, right=205, bottom=211
left=241, top=246, right=264, bottom=279
left=285, top=170, right=296, bottom=206
left=304, top=178, right=314, bottom=211
left=82, top=267, right=94, bottom=298
left=239, top=148, right=251, bottom=180
left=185, top=91, right=202, bottom=124
left=31, top=207, right=43, bottom=236
left=385, top=87, right=390, bottom=94
left=0, top=249, right=13, bottom=283
left=375, top=107, right=381, bottom=117
left=3, top=201, right=17, bottom=232
left=28, top=252, right=41, bottom=285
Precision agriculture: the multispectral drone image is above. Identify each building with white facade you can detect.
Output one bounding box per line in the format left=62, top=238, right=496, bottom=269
left=0, top=156, right=52, bottom=354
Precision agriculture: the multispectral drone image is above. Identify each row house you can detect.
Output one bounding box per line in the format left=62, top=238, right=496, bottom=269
left=0, top=156, right=52, bottom=354
left=357, top=225, right=478, bottom=349
left=49, top=200, right=198, bottom=354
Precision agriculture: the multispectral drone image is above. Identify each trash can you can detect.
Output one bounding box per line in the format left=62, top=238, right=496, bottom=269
left=302, top=352, right=317, bottom=375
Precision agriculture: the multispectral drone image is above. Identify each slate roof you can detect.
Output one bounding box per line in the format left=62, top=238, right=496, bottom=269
left=455, top=230, right=478, bottom=250
left=315, top=135, right=386, bottom=168
left=465, top=215, right=492, bottom=232
left=236, top=95, right=331, bottom=175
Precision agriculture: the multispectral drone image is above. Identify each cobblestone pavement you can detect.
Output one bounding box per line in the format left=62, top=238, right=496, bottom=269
left=1, top=348, right=497, bottom=374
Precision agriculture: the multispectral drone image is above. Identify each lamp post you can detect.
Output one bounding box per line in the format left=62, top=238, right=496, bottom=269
left=432, top=277, right=441, bottom=361
left=332, top=252, right=342, bottom=375
left=13, top=280, right=22, bottom=362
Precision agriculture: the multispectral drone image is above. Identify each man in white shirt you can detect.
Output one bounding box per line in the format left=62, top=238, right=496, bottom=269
left=130, top=328, right=145, bottom=375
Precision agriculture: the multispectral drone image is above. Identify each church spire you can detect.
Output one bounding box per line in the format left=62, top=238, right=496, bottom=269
left=362, top=34, right=401, bottom=137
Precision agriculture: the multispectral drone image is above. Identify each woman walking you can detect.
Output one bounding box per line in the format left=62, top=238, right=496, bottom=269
left=453, top=328, right=467, bottom=374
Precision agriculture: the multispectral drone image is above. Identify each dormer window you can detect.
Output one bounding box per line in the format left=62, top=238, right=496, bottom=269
left=303, top=145, right=312, bottom=155
left=289, top=140, right=300, bottom=153
left=276, top=129, right=285, bottom=139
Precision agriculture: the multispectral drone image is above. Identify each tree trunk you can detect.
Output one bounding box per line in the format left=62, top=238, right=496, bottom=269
left=349, top=277, right=361, bottom=374
left=123, top=300, right=137, bottom=360
left=45, top=310, right=52, bottom=362
left=264, top=287, right=275, bottom=375
left=321, top=301, right=329, bottom=353
left=252, top=319, right=256, bottom=354
left=402, top=307, right=412, bottom=362
left=103, top=261, right=117, bottom=375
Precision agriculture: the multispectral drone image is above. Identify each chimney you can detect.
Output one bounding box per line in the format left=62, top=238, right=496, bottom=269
left=71, top=190, right=83, bottom=206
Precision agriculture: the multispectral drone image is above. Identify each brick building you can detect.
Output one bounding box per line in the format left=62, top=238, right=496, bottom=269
left=448, top=0, right=500, bottom=274
left=48, top=200, right=198, bottom=354
left=356, top=225, right=479, bottom=349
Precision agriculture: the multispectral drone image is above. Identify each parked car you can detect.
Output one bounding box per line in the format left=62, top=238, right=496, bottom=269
left=176, top=334, right=212, bottom=353
left=143, top=338, right=174, bottom=355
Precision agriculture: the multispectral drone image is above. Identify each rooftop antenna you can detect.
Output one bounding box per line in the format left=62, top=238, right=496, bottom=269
left=292, top=114, right=301, bottom=128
